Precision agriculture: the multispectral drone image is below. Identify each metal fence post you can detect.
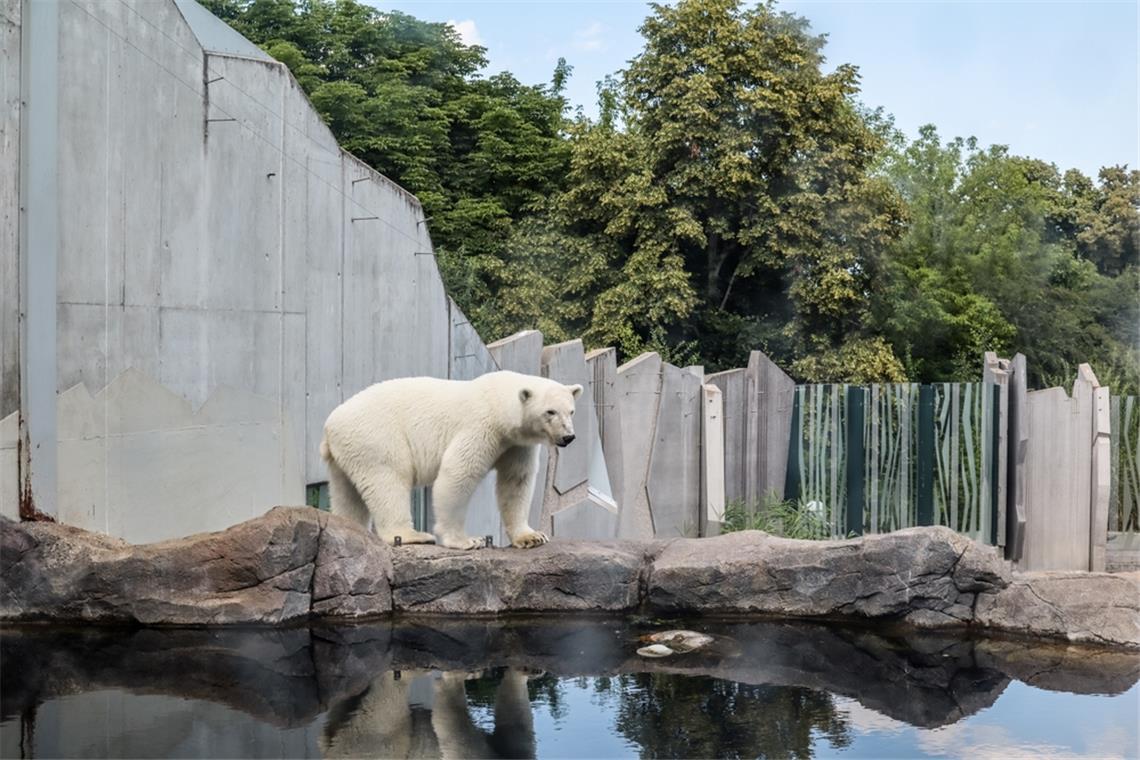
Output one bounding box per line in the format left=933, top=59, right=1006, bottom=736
left=918, top=384, right=935, bottom=526
left=784, top=389, right=801, bottom=503
left=845, top=385, right=865, bottom=536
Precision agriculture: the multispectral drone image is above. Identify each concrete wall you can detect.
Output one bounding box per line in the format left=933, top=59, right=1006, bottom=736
left=6, top=0, right=729, bottom=545
left=4, top=0, right=455, bottom=539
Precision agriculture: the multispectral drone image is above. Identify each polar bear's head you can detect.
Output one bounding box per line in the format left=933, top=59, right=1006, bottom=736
left=520, top=382, right=583, bottom=447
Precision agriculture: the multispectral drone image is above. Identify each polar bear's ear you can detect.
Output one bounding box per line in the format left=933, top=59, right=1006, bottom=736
left=519, top=388, right=532, bottom=403
left=568, top=384, right=584, bottom=399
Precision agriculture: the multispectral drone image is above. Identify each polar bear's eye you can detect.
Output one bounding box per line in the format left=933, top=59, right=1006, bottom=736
left=546, top=409, right=556, bottom=417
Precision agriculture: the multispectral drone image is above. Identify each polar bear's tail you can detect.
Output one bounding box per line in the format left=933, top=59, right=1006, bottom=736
left=319, top=435, right=331, bottom=462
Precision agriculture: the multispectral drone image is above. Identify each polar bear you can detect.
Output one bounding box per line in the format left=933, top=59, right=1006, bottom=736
left=320, top=370, right=581, bottom=550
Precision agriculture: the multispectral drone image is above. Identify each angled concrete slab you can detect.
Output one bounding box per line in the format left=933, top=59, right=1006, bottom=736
left=586, top=347, right=625, bottom=510
left=646, top=362, right=703, bottom=538
left=616, top=352, right=662, bottom=539
left=745, top=351, right=796, bottom=504
left=541, top=340, right=596, bottom=496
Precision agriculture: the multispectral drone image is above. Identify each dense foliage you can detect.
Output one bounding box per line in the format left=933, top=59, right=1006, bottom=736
left=205, top=0, right=1138, bottom=392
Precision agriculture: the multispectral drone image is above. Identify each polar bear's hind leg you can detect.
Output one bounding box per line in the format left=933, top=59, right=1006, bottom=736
left=326, top=456, right=371, bottom=527
left=355, top=464, right=435, bottom=546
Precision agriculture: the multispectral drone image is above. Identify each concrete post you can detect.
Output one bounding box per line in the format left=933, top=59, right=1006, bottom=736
left=1088, top=367, right=1110, bottom=572
left=615, top=352, right=662, bottom=539
left=1006, top=354, right=1028, bottom=562
left=701, top=384, right=725, bottom=536
left=17, top=0, right=60, bottom=519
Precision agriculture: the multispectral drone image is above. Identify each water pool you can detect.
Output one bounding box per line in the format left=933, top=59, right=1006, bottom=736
left=2, top=617, right=1136, bottom=758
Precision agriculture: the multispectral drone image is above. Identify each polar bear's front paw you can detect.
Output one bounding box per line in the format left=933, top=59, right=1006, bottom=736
left=510, top=529, right=550, bottom=549
left=439, top=534, right=484, bottom=550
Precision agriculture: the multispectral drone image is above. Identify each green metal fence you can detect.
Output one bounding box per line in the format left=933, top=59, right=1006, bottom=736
left=785, top=383, right=1000, bottom=543
left=1111, top=395, right=1139, bottom=532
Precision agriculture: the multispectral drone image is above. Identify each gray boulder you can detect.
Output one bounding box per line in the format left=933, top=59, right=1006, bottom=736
left=975, top=571, right=1140, bottom=648
left=390, top=541, right=648, bottom=613
left=646, top=526, right=1009, bottom=626
left=0, top=507, right=391, bottom=624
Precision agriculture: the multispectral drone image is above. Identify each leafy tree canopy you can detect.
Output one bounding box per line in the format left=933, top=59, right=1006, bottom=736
left=206, top=0, right=1138, bottom=392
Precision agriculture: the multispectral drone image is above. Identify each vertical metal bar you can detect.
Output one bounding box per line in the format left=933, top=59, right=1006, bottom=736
left=846, top=385, right=865, bottom=536
left=784, top=389, right=801, bottom=501
left=918, top=384, right=935, bottom=526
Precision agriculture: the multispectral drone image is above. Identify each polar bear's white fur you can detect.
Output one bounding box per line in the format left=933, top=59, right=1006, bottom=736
left=320, top=370, right=582, bottom=550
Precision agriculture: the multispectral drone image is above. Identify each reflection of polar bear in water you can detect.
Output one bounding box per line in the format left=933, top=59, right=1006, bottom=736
left=320, top=670, right=537, bottom=759
left=321, top=371, right=582, bottom=550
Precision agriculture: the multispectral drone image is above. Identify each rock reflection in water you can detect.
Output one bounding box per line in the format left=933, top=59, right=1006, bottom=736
left=1, top=618, right=1136, bottom=758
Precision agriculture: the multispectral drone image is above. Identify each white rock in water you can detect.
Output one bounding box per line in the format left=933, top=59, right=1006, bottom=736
left=637, top=644, right=675, bottom=658
left=647, top=630, right=714, bottom=653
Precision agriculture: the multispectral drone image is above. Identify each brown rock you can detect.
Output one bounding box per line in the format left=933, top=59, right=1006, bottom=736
left=974, top=571, right=1140, bottom=648
left=0, top=507, right=391, bottom=624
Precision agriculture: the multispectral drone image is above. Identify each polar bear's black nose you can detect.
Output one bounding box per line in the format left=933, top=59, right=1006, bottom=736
left=558, top=434, right=576, bottom=447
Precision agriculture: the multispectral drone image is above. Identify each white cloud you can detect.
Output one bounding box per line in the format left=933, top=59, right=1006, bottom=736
left=573, top=21, right=605, bottom=52
left=447, top=19, right=483, bottom=48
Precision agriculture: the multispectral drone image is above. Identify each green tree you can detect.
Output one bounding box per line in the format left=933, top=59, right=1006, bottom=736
left=875, top=126, right=1138, bottom=390
left=512, top=0, right=906, bottom=373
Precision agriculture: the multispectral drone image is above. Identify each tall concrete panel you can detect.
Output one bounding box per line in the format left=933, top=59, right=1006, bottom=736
left=615, top=352, right=662, bottom=539
left=540, top=339, right=615, bottom=539
left=1089, top=371, right=1110, bottom=572
left=1022, top=370, right=1096, bottom=571
left=745, top=351, right=796, bottom=505
left=541, top=340, right=596, bottom=495
left=646, top=363, right=703, bottom=537
left=586, top=347, right=625, bottom=510
left=705, top=368, right=746, bottom=505
left=1006, top=353, right=1028, bottom=562
left=702, top=384, right=726, bottom=536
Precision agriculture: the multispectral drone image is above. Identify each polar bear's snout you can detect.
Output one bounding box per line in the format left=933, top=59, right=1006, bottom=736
left=557, top=434, right=576, bottom=447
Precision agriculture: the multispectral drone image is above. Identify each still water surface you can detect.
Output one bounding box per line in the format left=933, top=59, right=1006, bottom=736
left=1, top=617, right=1136, bottom=758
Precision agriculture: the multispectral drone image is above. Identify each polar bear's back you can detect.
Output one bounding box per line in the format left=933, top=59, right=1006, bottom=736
left=322, top=374, right=513, bottom=486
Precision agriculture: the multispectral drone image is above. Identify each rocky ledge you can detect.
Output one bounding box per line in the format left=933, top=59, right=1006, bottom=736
left=2, top=507, right=1137, bottom=647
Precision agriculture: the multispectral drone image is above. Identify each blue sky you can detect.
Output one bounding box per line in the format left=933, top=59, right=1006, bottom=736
left=368, top=1, right=1138, bottom=179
